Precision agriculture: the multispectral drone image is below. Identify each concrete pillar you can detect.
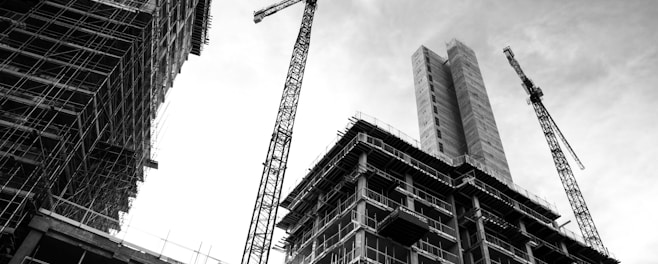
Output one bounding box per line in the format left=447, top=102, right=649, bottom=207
left=518, top=220, right=535, bottom=264
left=10, top=216, right=51, bottom=264
left=472, top=196, right=491, bottom=264
left=311, top=215, right=320, bottom=261
left=355, top=152, right=368, bottom=255
left=448, top=194, right=463, bottom=264
left=405, top=174, right=418, bottom=264
left=405, top=174, right=414, bottom=210
left=9, top=229, right=43, bottom=264
left=551, top=221, right=571, bottom=255
left=409, top=249, right=419, bottom=264
left=461, top=227, right=473, bottom=264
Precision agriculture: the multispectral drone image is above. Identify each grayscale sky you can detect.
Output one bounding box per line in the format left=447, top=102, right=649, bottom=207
left=123, top=0, right=658, bottom=263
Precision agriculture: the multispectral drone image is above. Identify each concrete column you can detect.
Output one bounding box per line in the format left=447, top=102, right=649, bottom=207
left=409, top=249, right=419, bottom=264
left=472, top=196, right=491, bottom=264
left=405, top=174, right=414, bottom=210
left=518, top=220, right=535, bottom=264
left=355, top=152, right=368, bottom=255
left=9, top=229, right=43, bottom=264
left=10, top=216, right=51, bottom=264
left=461, top=227, right=473, bottom=264
left=404, top=173, right=418, bottom=264
left=311, top=215, right=320, bottom=261
left=552, top=221, right=570, bottom=255
left=448, top=194, right=463, bottom=264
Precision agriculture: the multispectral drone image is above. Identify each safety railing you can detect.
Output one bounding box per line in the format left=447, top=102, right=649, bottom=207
left=360, top=133, right=453, bottom=187
left=484, top=233, right=529, bottom=261
left=355, top=113, right=557, bottom=215
left=424, top=216, right=457, bottom=238
left=364, top=245, right=408, bottom=264
left=414, top=239, right=459, bottom=264
left=365, top=164, right=452, bottom=217
left=394, top=184, right=452, bottom=216
left=353, top=112, right=422, bottom=150
left=527, top=233, right=565, bottom=257
left=362, top=188, right=405, bottom=210
left=316, top=195, right=358, bottom=234
left=289, top=190, right=357, bottom=237
left=353, top=112, right=457, bottom=166
left=315, top=222, right=359, bottom=258
left=39, top=198, right=225, bottom=264
left=351, top=210, right=378, bottom=231
left=479, top=209, right=515, bottom=230
left=291, top=192, right=359, bottom=252
left=286, top=250, right=313, bottom=264
left=284, top=133, right=361, bottom=211
left=412, top=186, right=452, bottom=213
left=461, top=176, right=553, bottom=225
left=558, top=226, right=586, bottom=245
left=330, top=247, right=361, bottom=264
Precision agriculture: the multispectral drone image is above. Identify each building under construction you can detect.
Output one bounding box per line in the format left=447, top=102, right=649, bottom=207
left=0, top=0, right=211, bottom=262
left=276, top=113, right=618, bottom=264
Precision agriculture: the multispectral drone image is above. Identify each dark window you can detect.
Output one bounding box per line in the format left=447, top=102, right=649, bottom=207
left=437, top=129, right=442, bottom=138
left=433, top=106, right=438, bottom=114
left=431, top=95, right=436, bottom=102
left=427, top=66, right=432, bottom=73
left=425, top=57, right=430, bottom=63
left=428, top=75, right=433, bottom=82
left=439, top=142, right=444, bottom=153
left=435, top=117, right=440, bottom=126
left=430, top=84, right=434, bottom=92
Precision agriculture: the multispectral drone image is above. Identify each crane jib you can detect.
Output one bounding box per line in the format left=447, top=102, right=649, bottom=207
left=242, top=1, right=318, bottom=264
left=503, top=46, right=609, bottom=256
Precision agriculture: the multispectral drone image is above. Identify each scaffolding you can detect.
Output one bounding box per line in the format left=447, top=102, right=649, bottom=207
left=275, top=116, right=619, bottom=264
left=0, top=0, right=212, bottom=256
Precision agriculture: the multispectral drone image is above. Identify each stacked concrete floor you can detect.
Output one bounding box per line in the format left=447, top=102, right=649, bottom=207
left=276, top=115, right=618, bottom=264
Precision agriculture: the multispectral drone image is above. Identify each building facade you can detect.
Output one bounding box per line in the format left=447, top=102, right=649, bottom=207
left=412, top=40, right=511, bottom=183
left=0, top=0, right=211, bottom=262
left=277, top=114, right=617, bottom=264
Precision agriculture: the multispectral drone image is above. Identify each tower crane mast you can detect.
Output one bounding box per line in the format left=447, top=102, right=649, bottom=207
left=503, top=46, right=608, bottom=255
left=242, top=1, right=317, bottom=264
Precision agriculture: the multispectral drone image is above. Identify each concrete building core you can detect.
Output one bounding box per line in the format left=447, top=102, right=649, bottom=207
left=276, top=113, right=618, bottom=264
left=0, top=0, right=212, bottom=262
left=412, top=40, right=512, bottom=183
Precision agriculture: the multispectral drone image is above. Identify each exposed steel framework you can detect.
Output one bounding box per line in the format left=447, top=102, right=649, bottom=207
left=0, top=0, right=212, bottom=258
left=503, top=46, right=608, bottom=255
left=241, top=1, right=316, bottom=264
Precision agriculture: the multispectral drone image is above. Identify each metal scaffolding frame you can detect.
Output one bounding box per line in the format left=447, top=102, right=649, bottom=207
left=0, top=0, right=212, bottom=256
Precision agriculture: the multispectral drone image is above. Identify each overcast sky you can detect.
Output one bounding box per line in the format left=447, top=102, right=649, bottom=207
left=121, top=1, right=657, bottom=263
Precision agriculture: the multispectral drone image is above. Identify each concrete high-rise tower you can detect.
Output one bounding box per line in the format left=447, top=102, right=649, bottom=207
left=412, top=39, right=512, bottom=183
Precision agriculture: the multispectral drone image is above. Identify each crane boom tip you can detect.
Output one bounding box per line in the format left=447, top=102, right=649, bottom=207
left=503, top=46, right=514, bottom=57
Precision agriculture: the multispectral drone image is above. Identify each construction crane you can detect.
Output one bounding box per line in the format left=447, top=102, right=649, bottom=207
left=503, top=46, right=608, bottom=255
left=241, top=1, right=317, bottom=264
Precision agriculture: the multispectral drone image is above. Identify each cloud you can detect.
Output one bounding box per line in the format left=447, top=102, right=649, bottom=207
left=125, top=1, right=658, bottom=263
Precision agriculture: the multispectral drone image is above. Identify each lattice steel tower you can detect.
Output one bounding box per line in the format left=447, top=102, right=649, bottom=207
left=503, top=46, right=609, bottom=255
left=242, top=1, right=317, bottom=264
